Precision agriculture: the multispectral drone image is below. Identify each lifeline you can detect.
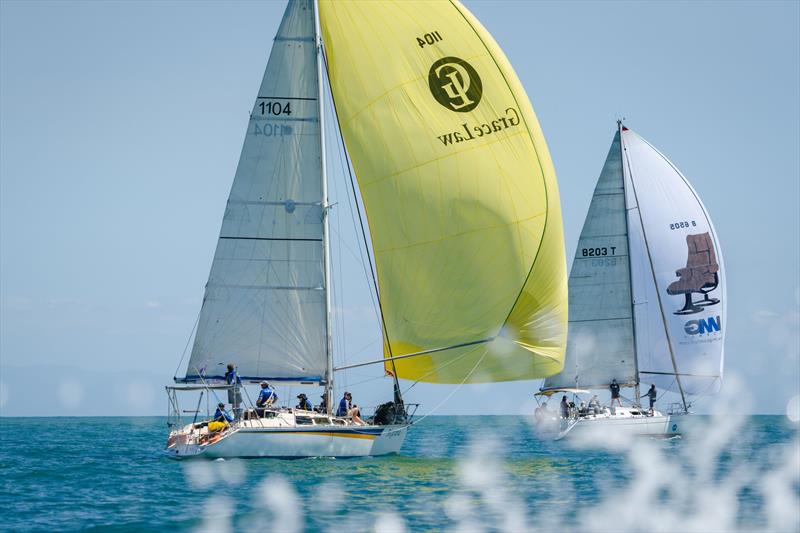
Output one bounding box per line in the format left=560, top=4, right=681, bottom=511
left=436, top=107, right=520, bottom=146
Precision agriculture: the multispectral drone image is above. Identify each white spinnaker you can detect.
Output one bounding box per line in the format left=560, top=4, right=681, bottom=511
left=622, top=129, right=725, bottom=395
left=184, top=0, right=327, bottom=383
left=543, top=131, right=638, bottom=391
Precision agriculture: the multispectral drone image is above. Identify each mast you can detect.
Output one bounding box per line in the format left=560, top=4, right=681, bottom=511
left=314, top=0, right=334, bottom=416
left=620, top=126, right=688, bottom=412
left=316, top=5, right=406, bottom=423
left=619, top=120, right=641, bottom=407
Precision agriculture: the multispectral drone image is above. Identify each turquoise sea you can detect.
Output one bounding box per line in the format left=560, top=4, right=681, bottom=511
left=1, top=415, right=798, bottom=532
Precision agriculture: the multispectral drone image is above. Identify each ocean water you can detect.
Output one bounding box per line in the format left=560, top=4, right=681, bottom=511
left=1, top=415, right=798, bottom=532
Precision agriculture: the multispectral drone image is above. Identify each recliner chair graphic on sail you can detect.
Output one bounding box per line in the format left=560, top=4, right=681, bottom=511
left=667, top=232, right=720, bottom=315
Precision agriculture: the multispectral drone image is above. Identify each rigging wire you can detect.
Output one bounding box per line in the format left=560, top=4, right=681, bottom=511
left=410, top=350, right=489, bottom=426
left=320, top=46, right=398, bottom=371
left=173, top=308, right=202, bottom=379
left=321, top=58, right=382, bottom=328
left=321, top=69, right=384, bottom=393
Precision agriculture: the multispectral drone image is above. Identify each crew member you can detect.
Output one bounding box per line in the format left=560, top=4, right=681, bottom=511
left=337, top=392, right=352, bottom=417
left=225, top=363, right=243, bottom=418
left=296, top=393, right=312, bottom=411
left=610, top=379, right=622, bottom=407
left=256, top=381, right=277, bottom=409
left=316, top=394, right=328, bottom=414
left=213, top=402, right=233, bottom=423
left=588, top=395, right=601, bottom=414
left=560, top=395, right=569, bottom=419
left=645, top=384, right=657, bottom=415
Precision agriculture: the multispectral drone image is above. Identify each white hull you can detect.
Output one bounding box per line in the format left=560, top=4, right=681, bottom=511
left=557, top=408, right=680, bottom=441
left=166, top=411, right=408, bottom=459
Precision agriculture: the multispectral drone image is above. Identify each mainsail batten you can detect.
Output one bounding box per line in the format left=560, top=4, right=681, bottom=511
left=319, top=0, right=568, bottom=384
left=183, top=0, right=328, bottom=383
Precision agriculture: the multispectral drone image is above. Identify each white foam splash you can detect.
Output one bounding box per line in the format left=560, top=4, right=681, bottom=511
left=0, top=380, right=8, bottom=409
left=184, top=459, right=245, bottom=490
left=194, top=495, right=232, bottom=533
left=373, top=511, right=408, bottom=533
left=314, top=480, right=344, bottom=513
left=787, top=395, right=800, bottom=423
left=57, top=380, right=83, bottom=410
left=181, top=388, right=798, bottom=532
left=257, top=474, right=302, bottom=533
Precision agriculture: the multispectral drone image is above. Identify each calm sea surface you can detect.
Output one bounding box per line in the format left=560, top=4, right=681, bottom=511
left=1, top=415, right=797, bottom=532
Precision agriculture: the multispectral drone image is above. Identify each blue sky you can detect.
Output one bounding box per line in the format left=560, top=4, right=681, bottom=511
left=1, top=0, right=798, bottom=416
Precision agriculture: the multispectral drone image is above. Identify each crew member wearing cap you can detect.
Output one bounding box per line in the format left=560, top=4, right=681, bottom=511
left=336, top=392, right=352, bottom=417
left=213, top=402, right=233, bottom=423
left=296, top=393, right=312, bottom=411
left=256, top=381, right=277, bottom=409
left=336, top=392, right=365, bottom=424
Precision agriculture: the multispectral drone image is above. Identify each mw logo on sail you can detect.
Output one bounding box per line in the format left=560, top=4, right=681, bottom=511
left=684, top=316, right=721, bottom=335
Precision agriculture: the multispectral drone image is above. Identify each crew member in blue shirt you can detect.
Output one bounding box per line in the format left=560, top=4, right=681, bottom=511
left=213, top=402, right=233, bottom=423
left=296, top=393, right=312, bottom=411
left=256, top=381, right=276, bottom=408
left=336, top=391, right=365, bottom=424
left=225, top=363, right=243, bottom=418
left=337, top=392, right=352, bottom=417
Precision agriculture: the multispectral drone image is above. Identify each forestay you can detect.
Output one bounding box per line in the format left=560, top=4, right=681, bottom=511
left=320, top=0, right=568, bottom=383
left=182, top=0, right=327, bottom=383
left=542, top=132, right=638, bottom=391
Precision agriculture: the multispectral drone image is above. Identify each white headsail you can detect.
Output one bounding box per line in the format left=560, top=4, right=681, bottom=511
left=543, top=125, right=725, bottom=402
left=182, top=0, right=327, bottom=383
left=623, top=128, right=725, bottom=396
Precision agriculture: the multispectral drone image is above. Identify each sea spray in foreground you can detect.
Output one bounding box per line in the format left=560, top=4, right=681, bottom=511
left=186, top=405, right=798, bottom=532
left=0, top=415, right=796, bottom=531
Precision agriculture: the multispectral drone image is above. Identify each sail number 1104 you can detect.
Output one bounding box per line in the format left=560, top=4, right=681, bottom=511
left=416, top=31, right=443, bottom=48
left=258, top=101, right=291, bottom=116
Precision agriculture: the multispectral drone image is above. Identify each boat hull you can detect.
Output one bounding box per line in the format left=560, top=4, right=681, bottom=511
left=558, top=411, right=680, bottom=441
left=167, top=424, right=408, bottom=459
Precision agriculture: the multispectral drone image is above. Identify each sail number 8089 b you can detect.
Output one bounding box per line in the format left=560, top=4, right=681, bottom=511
left=669, top=220, right=697, bottom=230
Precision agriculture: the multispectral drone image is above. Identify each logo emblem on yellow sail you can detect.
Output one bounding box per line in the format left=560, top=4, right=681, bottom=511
left=428, top=57, right=482, bottom=112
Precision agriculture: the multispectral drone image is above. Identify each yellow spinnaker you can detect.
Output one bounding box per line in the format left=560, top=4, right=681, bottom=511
left=320, top=0, right=567, bottom=383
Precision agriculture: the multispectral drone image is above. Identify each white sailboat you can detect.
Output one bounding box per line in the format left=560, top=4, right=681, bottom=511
left=165, top=0, right=569, bottom=459
left=537, top=123, right=726, bottom=440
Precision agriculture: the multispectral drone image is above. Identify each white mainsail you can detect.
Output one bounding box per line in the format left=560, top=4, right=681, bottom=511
left=543, top=131, right=637, bottom=391
left=182, top=0, right=327, bottom=383
left=543, top=125, right=725, bottom=403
